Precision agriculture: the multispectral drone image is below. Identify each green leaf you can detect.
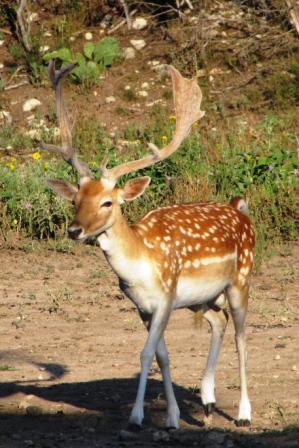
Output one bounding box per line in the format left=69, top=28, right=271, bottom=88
left=84, top=42, right=95, bottom=60
left=93, top=37, right=119, bottom=66
left=75, top=52, right=86, bottom=66
left=43, top=48, right=72, bottom=63
left=256, top=156, right=268, bottom=166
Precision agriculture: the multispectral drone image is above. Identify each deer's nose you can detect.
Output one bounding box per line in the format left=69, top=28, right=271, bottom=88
left=68, top=227, right=83, bottom=240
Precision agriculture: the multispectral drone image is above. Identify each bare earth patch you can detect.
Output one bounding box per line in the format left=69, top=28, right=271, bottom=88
left=0, top=237, right=298, bottom=447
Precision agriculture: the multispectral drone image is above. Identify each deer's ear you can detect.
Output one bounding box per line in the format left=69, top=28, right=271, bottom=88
left=120, top=177, right=151, bottom=202
left=45, top=179, right=79, bottom=201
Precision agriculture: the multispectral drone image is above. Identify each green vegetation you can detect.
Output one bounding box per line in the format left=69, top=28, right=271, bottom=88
left=43, top=37, right=119, bottom=91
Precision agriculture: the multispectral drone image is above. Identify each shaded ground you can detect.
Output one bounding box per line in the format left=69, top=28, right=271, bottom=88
left=0, top=236, right=298, bottom=447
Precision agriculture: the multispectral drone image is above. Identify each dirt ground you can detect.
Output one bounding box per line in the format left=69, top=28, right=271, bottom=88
left=0, top=236, right=298, bottom=448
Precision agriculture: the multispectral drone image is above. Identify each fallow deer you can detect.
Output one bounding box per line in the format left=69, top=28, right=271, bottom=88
left=41, top=59, right=255, bottom=430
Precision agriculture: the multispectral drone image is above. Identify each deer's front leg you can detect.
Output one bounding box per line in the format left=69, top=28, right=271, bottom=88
left=137, top=310, right=180, bottom=429
left=128, top=304, right=173, bottom=430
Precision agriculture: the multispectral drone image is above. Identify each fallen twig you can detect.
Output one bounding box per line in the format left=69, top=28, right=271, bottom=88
left=119, top=0, right=132, bottom=30
left=4, top=81, right=29, bottom=91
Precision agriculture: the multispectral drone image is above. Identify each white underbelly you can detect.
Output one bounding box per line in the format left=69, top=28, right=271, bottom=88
left=173, top=277, right=229, bottom=309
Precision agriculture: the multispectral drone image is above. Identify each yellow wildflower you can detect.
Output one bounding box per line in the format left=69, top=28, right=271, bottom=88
left=11, top=157, right=17, bottom=163
left=193, top=122, right=199, bottom=127
left=13, top=219, right=18, bottom=225
left=246, top=155, right=251, bottom=161
left=44, top=162, right=49, bottom=169
left=7, top=163, right=15, bottom=170
left=169, top=115, right=176, bottom=120
left=162, top=135, right=168, bottom=141
left=33, top=152, right=41, bottom=160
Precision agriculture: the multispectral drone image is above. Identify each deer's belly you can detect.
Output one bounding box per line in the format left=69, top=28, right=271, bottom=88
left=173, top=276, right=229, bottom=309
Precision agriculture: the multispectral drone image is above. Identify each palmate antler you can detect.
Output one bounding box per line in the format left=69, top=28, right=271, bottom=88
left=41, top=59, right=205, bottom=183
left=40, top=59, right=93, bottom=178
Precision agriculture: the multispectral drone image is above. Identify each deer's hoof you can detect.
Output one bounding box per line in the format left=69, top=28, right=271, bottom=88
left=203, top=402, right=215, bottom=417
left=236, top=418, right=251, bottom=428
left=126, top=422, right=142, bottom=433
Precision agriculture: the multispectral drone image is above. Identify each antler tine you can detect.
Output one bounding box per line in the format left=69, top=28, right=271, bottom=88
left=40, top=59, right=93, bottom=178
left=100, top=65, right=205, bottom=183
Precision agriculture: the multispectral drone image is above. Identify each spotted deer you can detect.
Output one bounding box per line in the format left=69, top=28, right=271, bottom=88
left=41, top=59, right=255, bottom=429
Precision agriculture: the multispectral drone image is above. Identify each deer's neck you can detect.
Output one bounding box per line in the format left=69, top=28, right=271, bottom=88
left=97, top=211, right=150, bottom=284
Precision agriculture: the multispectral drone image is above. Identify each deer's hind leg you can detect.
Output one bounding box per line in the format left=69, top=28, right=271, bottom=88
left=193, top=296, right=229, bottom=422
left=226, top=283, right=251, bottom=427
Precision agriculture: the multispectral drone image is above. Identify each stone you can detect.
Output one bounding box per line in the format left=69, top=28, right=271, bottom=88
left=138, top=90, right=148, bottom=97
left=130, top=39, right=146, bottom=50
left=39, top=45, right=50, bottom=53
left=85, top=32, right=93, bottom=41
left=204, top=430, right=225, bottom=445
left=105, top=96, right=116, bottom=104
left=153, top=431, right=170, bottom=442
left=132, top=18, right=147, bottom=30
left=26, top=405, right=42, bottom=416
left=119, top=429, right=138, bottom=440
left=123, top=47, right=136, bottom=60
left=23, top=99, right=42, bottom=112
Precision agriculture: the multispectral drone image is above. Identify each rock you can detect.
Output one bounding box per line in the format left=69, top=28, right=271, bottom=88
left=138, top=90, right=148, bottom=98
left=203, top=430, right=225, bottom=445
left=130, top=39, right=146, bottom=50
left=148, top=60, right=160, bottom=66
left=141, top=82, right=149, bottom=89
left=39, top=45, right=50, bottom=53
left=119, top=429, right=138, bottom=440
left=105, top=96, right=116, bottom=104
left=0, top=63, right=4, bottom=69
left=123, top=47, right=136, bottom=60
left=152, top=64, right=170, bottom=77
left=26, top=405, right=42, bottom=417
left=0, top=40, right=4, bottom=47
left=23, top=99, right=42, bottom=112
left=29, top=13, right=38, bottom=22
left=85, top=32, right=93, bottom=41
left=153, top=431, right=170, bottom=442
left=132, top=18, right=147, bottom=30
left=1, top=111, right=12, bottom=123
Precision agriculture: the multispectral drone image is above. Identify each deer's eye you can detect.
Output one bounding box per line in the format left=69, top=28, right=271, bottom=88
left=102, top=201, right=112, bottom=208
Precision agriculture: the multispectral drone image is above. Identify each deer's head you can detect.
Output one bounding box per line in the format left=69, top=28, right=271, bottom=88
left=41, top=60, right=205, bottom=240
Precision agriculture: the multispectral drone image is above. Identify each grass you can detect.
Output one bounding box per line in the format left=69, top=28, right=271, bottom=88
left=0, top=365, right=17, bottom=371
